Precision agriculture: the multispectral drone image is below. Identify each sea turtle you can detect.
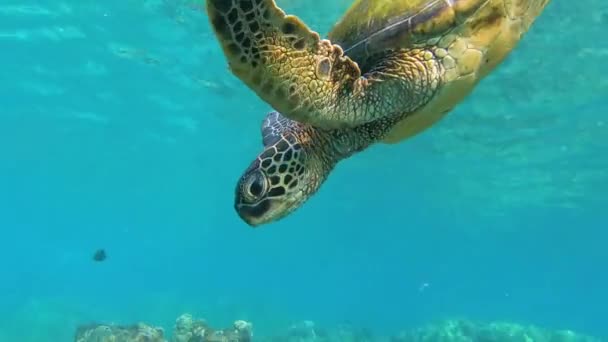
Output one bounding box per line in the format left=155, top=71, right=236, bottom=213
left=205, top=0, right=552, bottom=226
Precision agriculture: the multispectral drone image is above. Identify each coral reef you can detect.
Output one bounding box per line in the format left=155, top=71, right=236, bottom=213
left=75, top=314, right=253, bottom=342
left=171, top=313, right=252, bottom=342
left=391, top=319, right=602, bottom=342
left=75, top=315, right=603, bottom=342
left=74, top=322, right=165, bottom=342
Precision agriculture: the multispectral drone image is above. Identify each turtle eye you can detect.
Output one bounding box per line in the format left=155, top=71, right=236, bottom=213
left=244, top=171, right=267, bottom=201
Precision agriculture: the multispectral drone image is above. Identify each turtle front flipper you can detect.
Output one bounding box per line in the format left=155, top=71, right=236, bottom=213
left=261, top=111, right=295, bottom=146
left=206, top=0, right=441, bottom=129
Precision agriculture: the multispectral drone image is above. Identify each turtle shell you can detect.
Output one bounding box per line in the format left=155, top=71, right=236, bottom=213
left=328, top=0, right=485, bottom=60
left=327, top=0, right=551, bottom=143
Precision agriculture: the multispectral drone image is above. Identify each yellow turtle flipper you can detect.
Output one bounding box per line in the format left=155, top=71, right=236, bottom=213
left=206, top=0, right=439, bottom=129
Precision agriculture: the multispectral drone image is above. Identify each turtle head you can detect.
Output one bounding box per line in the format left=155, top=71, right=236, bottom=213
left=234, top=114, right=331, bottom=227
left=234, top=134, right=323, bottom=227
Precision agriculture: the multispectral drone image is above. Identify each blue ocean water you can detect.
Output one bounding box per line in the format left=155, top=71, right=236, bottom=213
left=0, top=0, right=607, bottom=340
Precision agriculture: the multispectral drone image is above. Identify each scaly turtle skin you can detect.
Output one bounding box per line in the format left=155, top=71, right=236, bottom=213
left=206, top=0, right=552, bottom=226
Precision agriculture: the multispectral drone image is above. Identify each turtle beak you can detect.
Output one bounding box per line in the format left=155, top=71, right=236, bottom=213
left=234, top=199, right=271, bottom=227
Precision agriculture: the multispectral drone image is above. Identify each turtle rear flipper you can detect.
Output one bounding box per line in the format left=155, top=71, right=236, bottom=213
left=206, top=0, right=440, bottom=129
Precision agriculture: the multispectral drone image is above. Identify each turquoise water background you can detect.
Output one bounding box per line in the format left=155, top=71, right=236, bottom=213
left=1, top=0, right=607, bottom=340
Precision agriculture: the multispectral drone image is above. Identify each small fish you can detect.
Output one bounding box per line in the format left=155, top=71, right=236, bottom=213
left=92, top=249, right=107, bottom=262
